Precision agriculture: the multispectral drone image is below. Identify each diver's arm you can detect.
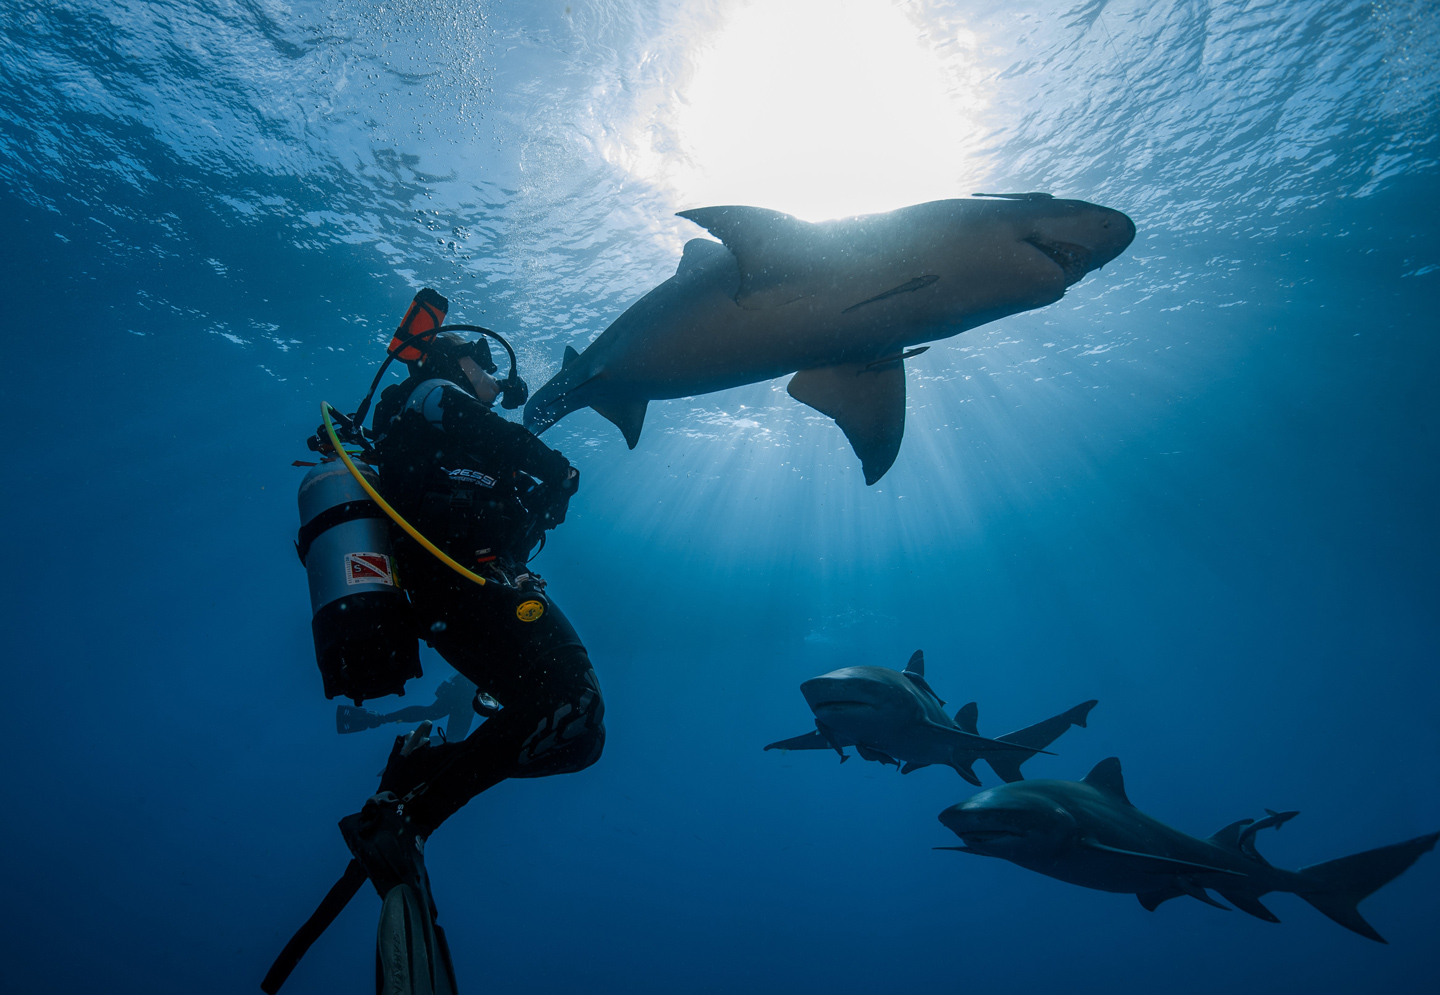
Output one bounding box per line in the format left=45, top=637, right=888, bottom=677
left=434, top=385, right=578, bottom=487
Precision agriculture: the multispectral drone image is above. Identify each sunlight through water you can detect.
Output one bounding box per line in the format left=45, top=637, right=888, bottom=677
left=659, top=0, right=982, bottom=220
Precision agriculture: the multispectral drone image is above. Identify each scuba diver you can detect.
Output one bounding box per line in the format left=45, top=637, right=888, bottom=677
left=266, top=289, right=604, bottom=995
left=336, top=672, right=482, bottom=742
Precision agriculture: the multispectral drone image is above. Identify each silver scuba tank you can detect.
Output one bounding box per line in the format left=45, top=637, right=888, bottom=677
left=296, top=458, right=420, bottom=704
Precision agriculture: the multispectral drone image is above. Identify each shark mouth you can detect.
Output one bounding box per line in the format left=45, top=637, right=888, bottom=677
left=956, top=829, right=1025, bottom=843
left=811, top=700, right=875, bottom=711
left=1025, top=236, right=1092, bottom=286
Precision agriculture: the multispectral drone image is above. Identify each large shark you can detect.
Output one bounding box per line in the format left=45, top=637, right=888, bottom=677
left=764, top=650, right=1097, bottom=784
left=525, top=193, right=1135, bottom=483
left=937, top=757, right=1439, bottom=942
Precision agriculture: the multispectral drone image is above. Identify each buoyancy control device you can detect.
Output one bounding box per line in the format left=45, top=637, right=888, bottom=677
left=297, top=458, right=421, bottom=704
left=294, top=288, right=548, bottom=704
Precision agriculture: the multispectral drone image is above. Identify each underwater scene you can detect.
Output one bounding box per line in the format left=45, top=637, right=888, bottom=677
left=3, top=1, right=1438, bottom=993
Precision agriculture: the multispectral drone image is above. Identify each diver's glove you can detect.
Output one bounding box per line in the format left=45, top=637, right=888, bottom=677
left=539, top=466, right=579, bottom=528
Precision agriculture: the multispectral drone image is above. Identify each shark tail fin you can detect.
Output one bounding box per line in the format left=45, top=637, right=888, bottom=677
left=1295, top=831, right=1439, bottom=943
left=985, top=700, right=1099, bottom=783
left=591, top=398, right=649, bottom=449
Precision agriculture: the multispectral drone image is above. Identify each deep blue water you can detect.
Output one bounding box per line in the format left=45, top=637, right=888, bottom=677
left=2, top=2, right=1438, bottom=993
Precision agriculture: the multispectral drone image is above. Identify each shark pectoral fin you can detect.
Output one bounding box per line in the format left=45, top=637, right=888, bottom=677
left=788, top=361, right=905, bottom=485
left=676, top=206, right=814, bottom=309
left=590, top=397, right=648, bottom=449
left=1079, top=839, right=1248, bottom=877
left=764, top=731, right=831, bottom=752
left=1216, top=890, right=1282, bottom=923
left=854, top=745, right=900, bottom=767
left=562, top=345, right=581, bottom=369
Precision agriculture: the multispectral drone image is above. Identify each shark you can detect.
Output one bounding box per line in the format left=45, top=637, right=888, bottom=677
left=937, top=757, right=1439, bottom=942
left=763, top=650, right=1097, bottom=784
left=524, top=193, right=1135, bottom=483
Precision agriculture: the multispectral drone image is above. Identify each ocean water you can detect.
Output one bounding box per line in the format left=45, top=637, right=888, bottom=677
left=2, top=1, right=1438, bottom=993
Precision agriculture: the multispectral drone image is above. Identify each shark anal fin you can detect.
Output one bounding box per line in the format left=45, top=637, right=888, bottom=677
left=590, top=398, right=648, bottom=449
left=842, top=276, right=939, bottom=314
left=763, top=731, right=831, bottom=752
left=1217, top=891, right=1282, bottom=923
left=854, top=745, right=900, bottom=767
left=788, top=360, right=905, bottom=485
left=1079, top=839, right=1247, bottom=877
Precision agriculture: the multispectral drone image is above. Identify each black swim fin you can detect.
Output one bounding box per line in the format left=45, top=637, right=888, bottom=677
left=376, top=880, right=459, bottom=995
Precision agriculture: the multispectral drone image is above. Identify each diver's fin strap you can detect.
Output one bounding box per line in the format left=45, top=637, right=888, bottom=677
left=261, top=859, right=368, bottom=994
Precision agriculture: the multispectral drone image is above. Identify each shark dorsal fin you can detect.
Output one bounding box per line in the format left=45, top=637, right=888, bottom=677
left=954, top=702, right=979, bottom=735
left=903, top=650, right=925, bottom=676
left=787, top=360, right=906, bottom=485
left=675, top=237, right=732, bottom=277
left=677, top=205, right=814, bottom=309
left=561, top=345, right=581, bottom=370
left=1081, top=757, right=1131, bottom=805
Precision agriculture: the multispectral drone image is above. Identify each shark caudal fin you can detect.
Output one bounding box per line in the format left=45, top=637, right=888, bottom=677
left=788, top=360, right=905, bottom=485
left=984, top=700, right=1099, bottom=783
left=1294, top=831, right=1439, bottom=942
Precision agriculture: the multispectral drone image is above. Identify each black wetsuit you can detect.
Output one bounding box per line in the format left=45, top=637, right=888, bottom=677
left=368, top=375, right=604, bottom=834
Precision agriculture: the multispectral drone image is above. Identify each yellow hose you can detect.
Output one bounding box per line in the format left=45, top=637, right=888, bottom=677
left=321, top=402, right=488, bottom=588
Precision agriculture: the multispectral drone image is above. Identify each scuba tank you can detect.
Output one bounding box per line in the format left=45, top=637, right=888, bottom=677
left=296, top=458, right=421, bottom=704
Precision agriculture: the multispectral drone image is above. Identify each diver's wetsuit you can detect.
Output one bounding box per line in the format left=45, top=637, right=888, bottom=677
left=368, top=376, right=604, bottom=835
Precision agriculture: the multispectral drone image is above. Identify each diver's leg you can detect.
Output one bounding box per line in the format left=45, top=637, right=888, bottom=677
left=375, top=592, right=606, bottom=836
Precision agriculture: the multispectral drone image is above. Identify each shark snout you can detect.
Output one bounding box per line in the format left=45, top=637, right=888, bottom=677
left=939, top=793, right=1076, bottom=849
left=800, top=674, right=896, bottom=716
left=1026, top=203, right=1136, bottom=286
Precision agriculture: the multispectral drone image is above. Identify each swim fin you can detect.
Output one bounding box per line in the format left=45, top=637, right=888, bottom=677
left=376, top=880, right=459, bottom=995
left=262, top=790, right=459, bottom=994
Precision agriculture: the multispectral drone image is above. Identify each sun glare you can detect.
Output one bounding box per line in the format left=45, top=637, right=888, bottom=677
left=669, top=0, right=979, bottom=221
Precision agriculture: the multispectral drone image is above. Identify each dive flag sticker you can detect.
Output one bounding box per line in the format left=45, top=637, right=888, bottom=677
left=345, top=552, right=396, bottom=587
